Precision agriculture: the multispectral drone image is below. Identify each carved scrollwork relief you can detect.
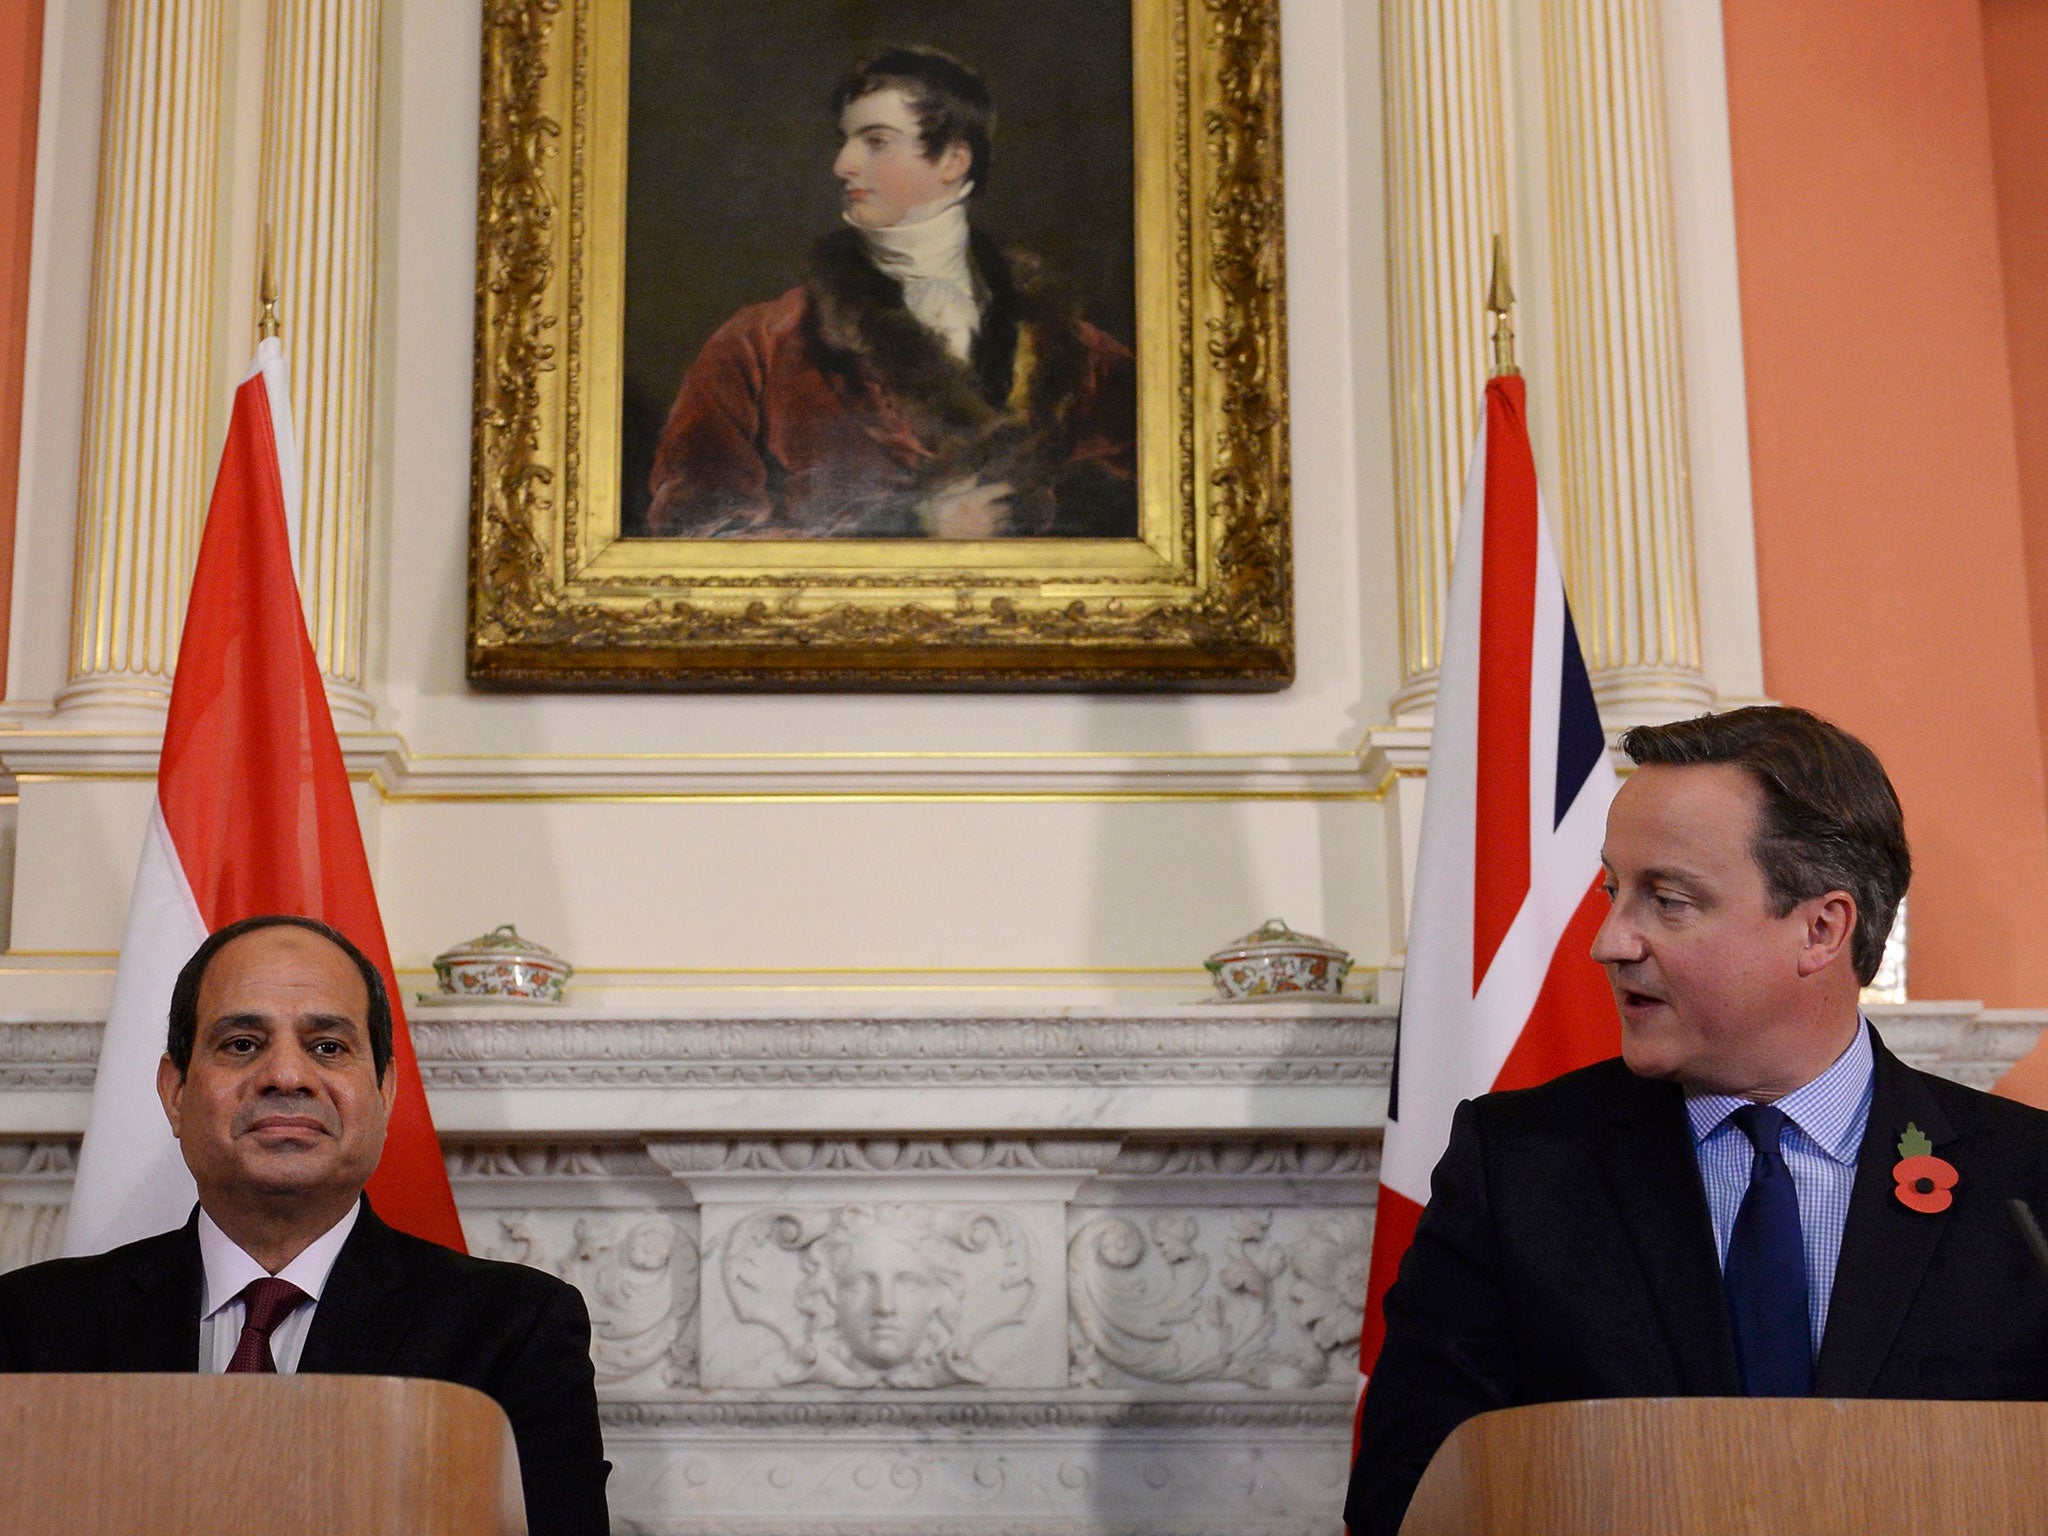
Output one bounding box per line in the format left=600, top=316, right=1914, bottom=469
left=0, top=1203, right=66, bottom=1276
left=0, top=1141, right=79, bottom=1277
left=479, top=1212, right=700, bottom=1387
left=1068, top=1210, right=1368, bottom=1389
left=714, top=1204, right=1038, bottom=1389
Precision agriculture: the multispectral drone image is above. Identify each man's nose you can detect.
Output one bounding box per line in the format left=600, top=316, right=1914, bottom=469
left=255, top=1036, right=317, bottom=1090
left=832, top=142, right=858, bottom=180
left=871, top=1275, right=896, bottom=1315
left=1589, top=899, right=1640, bottom=965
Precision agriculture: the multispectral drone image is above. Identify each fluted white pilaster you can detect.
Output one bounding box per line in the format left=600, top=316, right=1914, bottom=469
left=57, top=1, right=227, bottom=713
left=258, top=0, right=382, bottom=724
left=1379, top=0, right=1512, bottom=719
left=1541, top=0, right=1711, bottom=725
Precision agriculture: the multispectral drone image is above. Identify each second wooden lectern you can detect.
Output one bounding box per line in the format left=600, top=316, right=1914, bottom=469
left=0, top=1374, right=525, bottom=1535
left=1399, top=1397, right=2048, bottom=1536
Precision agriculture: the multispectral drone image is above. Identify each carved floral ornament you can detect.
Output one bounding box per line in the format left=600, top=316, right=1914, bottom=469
left=1069, top=1210, right=1368, bottom=1388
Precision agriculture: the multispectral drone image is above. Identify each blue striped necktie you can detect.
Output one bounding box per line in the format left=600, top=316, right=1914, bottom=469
left=1723, top=1103, right=1812, bottom=1395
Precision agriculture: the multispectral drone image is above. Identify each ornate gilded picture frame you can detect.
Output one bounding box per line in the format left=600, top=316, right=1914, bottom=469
left=469, top=0, right=1290, bottom=688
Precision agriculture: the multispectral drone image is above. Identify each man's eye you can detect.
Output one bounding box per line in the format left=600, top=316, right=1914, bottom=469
left=310, top=1039, right=345, bottom=1059
left=222, top=1037, right=259, bottom=1056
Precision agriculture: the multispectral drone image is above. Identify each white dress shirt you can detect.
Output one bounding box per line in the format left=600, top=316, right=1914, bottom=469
left=196, top=1202, right=360, bottom=1373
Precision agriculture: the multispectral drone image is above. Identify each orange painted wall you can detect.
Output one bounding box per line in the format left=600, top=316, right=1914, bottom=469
left=0, top=0, right=42, bottom=699
left=1984, top=0, right=2048, bottom=857
left=1721, top=0, right=2048, bottom=1005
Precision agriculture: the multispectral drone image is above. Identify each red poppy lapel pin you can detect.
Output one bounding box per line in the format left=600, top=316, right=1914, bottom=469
left=1893, top=1122, right=1958, bottom=1213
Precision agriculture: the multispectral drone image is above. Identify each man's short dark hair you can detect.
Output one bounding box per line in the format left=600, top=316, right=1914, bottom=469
left=166, top=914, right=394, bottom=1082
left=832, top=44, right=995, bottom=194
left=1620, top=705, right=1910, bottom=986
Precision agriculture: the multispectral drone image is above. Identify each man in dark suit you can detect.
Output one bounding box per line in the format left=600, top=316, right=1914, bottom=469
left=0, top=915, right=609, bottom=1536
left=1347, top=706, right=2048, bottom=1535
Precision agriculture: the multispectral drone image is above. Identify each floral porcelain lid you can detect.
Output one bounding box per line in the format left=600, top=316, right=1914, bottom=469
left=1205, top=918, right=1349, bottom=968
left=433, top=923, right=569, bottom=972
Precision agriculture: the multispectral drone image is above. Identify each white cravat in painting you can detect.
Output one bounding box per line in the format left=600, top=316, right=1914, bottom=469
left=855, top=184, right=981, bottom=362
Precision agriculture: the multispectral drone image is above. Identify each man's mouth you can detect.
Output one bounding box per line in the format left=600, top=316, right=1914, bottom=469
left=245, top=1115, right=331, bottom=1139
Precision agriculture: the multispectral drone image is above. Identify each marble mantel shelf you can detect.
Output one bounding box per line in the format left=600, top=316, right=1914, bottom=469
left=0, top=1001, right=2035, bottom=1139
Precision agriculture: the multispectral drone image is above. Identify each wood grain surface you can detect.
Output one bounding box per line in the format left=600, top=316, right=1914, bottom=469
left=1402, top=1397, right=2048, bottom=1536
left=0, top=1374, right=524, bottom=1535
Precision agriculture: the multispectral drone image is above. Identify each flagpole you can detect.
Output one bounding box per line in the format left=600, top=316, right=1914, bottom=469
left=258, top=223, right=281, bottom=341
left=1488, top=232, right=1518, bottom=379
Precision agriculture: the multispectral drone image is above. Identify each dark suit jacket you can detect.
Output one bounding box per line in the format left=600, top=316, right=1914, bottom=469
left=0, top=1198, right=609, bottom=1536
left=1346, top=1029, right=2048, bottom=1536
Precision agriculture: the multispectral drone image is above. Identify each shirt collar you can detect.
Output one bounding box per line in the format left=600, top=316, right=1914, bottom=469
left=198, top=1200, right=361, bottom=1320
left=1684, top=1018, right=1874, bottom=1166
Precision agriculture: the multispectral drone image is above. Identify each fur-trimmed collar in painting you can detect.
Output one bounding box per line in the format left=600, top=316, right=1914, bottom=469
left=803, top=226, right=1094, bottom=461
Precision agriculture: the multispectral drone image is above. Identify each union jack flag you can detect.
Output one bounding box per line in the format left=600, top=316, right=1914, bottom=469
left=1358, top=374, right=1618, bottom=1374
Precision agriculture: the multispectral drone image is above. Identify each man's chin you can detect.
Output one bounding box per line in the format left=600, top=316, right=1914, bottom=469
left=1618, top=1030, right=1686, bottom=1083
left=231, top=1147, right=345, bottom=1191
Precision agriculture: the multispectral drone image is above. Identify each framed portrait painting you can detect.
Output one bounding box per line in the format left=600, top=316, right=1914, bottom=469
left=469, top=0, right=1290, bottom=688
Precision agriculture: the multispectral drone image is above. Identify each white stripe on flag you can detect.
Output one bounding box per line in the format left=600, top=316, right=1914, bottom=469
left=252, top=337, right=302, bottom=572
left=62, top=803, right=209, bottom=1256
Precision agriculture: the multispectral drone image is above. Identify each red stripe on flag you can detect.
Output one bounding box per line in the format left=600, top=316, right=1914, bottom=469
left=156, top=374, right=464, bottom=1251
left=1357, top=1184, right=1423, bottom=1378
left=1471, top=376, right=1539, bottom=991
left=1489, top=873, right=1619, bottom=1093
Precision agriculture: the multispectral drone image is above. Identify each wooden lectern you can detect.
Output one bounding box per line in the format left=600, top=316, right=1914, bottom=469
left=1399, top=1397, right=2048, bottom=1536
left=0, top=1374, right=526, bottom=1534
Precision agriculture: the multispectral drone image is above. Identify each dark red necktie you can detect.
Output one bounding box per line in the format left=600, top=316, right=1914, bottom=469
left=225, top=1277, right=310, bottom=1374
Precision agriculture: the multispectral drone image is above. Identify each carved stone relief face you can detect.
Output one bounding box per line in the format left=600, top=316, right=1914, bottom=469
left=716, top=1201, right=1039, bottom=1389
left=829, top=1227, right=945, bottom=1371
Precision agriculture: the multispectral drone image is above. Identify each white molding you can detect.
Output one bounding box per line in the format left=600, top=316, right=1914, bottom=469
left=0, top=1005, right=1397, bottom=1136
left=0, top=713, right=1383, bottom=798
left=0, top=1004, right=2034, bottom=1135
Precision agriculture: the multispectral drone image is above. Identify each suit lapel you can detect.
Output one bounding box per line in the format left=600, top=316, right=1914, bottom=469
left=1596, top=1073, right=1743, bottom=1394
left=105, top=1215, right=206, bottom=1372
left=298, top=1200, right=418, bottom=1375
left=1814, top=1035, right=1955, bottom=1395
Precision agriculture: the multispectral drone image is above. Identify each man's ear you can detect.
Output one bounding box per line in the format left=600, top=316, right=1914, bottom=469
left=936, top=139, right=971, bottom=187
left=156, top=1053, right=185, bottom=1136
left=379, top=1058, right=398, bottom=1113
left=1795, top=890, right=1858, bottom=979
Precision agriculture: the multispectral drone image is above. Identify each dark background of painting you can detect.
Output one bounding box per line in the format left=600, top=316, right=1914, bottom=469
left=618, top=0, right=1138, bottom=536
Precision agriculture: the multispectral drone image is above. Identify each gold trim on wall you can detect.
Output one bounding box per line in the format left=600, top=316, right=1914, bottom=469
left=467, top=0, right=1290, bottom=689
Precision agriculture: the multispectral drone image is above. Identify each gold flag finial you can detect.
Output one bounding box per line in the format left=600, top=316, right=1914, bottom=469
left=258, top=223, right=281, bottom=341
left=1487, top=233, right=1518, bottom=378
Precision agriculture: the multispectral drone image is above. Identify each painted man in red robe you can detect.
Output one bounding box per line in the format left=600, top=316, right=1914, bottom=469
left=646, top=46, right=1136, bottom=539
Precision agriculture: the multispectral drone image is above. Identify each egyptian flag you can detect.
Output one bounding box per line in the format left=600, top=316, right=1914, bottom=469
left=1358, top=374, right=1618, bottom=1374
left=63, top=339, right=464, bottom=1256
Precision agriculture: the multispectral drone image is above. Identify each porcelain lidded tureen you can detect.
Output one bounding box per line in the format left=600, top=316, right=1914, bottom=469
left=432, top=924, right=572, bottom=1003
left=1205, top=918, right=1353, bottom=1001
